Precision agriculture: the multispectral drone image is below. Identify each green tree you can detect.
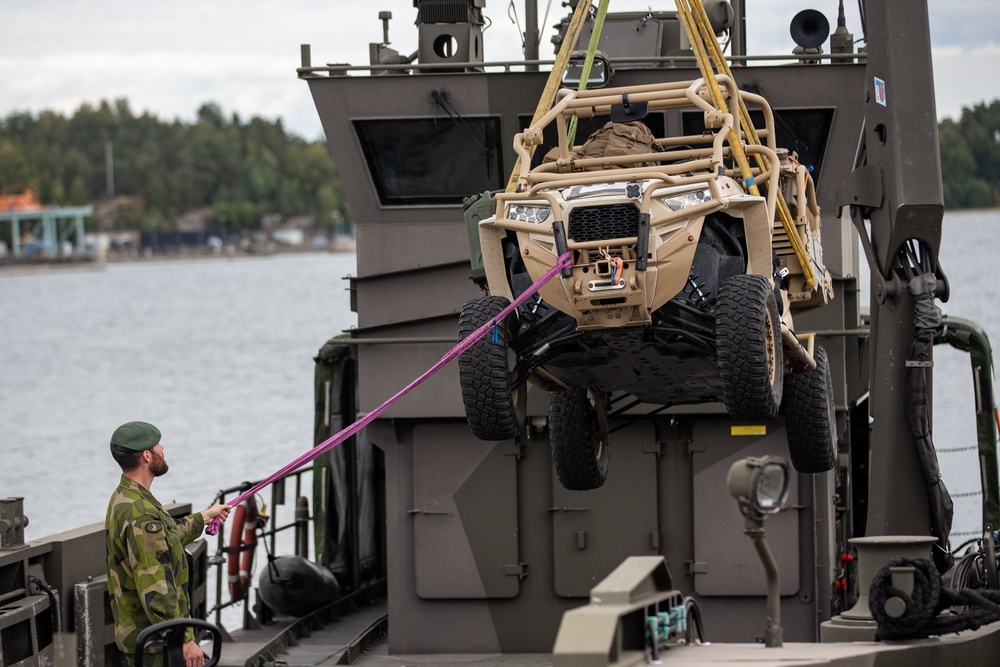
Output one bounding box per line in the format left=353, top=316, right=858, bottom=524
left=0, top=139, right=32, bottom=186
left=939, top=101, right=1000, bottom=209
left=0, top=98, right=350, bottom=233
left=939, top=120, right=993, bottom=208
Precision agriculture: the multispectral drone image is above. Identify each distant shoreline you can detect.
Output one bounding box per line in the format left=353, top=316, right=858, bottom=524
left=0, top=242, right=356, bottom=276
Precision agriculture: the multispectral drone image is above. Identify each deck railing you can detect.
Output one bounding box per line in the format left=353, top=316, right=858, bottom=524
left=206, top=466, right=313, bottom=631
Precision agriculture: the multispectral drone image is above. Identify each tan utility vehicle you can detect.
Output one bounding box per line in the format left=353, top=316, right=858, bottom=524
left=460, top=76, right=837, bottom=490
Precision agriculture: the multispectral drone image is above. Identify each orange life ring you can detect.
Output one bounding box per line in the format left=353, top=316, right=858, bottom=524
left=227, top=499, right=258, bottom=602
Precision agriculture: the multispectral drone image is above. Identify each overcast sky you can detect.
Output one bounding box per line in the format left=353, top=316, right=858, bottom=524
left=2, top=1, right=996, bottom=141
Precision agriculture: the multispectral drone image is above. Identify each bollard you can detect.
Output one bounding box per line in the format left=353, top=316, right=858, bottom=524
left=294, top=496, right=310, bottom=558
left=0, top=497, right=29, bottom=549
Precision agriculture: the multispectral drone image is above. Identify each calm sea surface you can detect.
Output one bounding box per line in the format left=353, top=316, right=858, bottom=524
left=0, top=251, right=357, bottom=539
left=1, top=210, right=997, bottom=548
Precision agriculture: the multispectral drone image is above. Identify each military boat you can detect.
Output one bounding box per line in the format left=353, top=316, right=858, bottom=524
left=3, top=1, right=1000, bottom=666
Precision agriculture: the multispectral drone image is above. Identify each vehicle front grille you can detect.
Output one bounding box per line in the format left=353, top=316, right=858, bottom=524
left=568, top=203, right=640, bottom=243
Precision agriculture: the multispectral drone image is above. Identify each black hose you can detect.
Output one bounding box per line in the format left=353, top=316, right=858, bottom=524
left=28, top=575, right=61, bottom=634
left=647, top=617, right=661, bottom=662
left=683, top=596, right=706, bottom=643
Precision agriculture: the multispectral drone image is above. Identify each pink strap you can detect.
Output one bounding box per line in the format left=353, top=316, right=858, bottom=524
left=207, top=252, right=572, bottom=535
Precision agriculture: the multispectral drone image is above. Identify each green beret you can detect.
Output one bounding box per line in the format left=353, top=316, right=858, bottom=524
left=111, top=421, right=161, bottom=452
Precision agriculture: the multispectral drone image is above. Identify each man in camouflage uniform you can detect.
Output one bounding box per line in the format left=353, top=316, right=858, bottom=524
left=106, top=421, right=231, bottom=667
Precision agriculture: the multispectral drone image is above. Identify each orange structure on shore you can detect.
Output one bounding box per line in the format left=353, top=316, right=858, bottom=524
left=0, top=186, right=45, bottom=212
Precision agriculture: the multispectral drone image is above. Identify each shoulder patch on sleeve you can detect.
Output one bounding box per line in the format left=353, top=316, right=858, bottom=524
left=144, top=521, right=163, bottom=533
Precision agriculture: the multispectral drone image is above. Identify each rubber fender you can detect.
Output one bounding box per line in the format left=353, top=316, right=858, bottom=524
left=258, top=555, right=340, bottom=617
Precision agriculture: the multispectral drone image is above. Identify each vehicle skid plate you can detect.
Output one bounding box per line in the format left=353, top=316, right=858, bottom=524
left=531, top=326, right=722, bottom=405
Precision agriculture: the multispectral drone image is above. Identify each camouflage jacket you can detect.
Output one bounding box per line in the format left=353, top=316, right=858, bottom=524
left=106, top=475, right=204, bottom=665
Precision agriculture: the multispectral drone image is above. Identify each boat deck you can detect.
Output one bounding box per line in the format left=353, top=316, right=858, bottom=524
left=216, top=600, right=388, bottom=667
left=214, top=601, right=1000, bottom=667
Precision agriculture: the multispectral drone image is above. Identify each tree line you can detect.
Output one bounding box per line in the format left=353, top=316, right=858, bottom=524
left=938, top=100, right=1000, bottom=209
left=0, top=97, right=997, bottom=235
left=0, top=99, right=348, bottom=234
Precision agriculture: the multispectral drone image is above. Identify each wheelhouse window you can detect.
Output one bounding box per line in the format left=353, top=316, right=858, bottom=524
left=354, top=117, right=504, bottom=206
left=682, top=108, right=835, bottom=184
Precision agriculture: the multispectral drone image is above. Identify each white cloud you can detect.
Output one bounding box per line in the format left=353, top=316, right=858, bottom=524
left=1, top=0, right=996, bottom=138
left=931, top=43, right=1000, bottom=120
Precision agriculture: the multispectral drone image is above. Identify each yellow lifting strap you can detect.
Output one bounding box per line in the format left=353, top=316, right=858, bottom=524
left=674, top=1, right=759, bottom=195
left=674, top=0, right=819, bottom=291
left=567, top=0, right=612, bottom=149
left=505, top=0, right=594, bottom=193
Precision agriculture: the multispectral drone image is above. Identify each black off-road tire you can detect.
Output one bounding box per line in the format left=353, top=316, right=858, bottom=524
left=715, top=273, right=783, bottom=420
left=549, top=388, right=610, bottom=491
left=781, top=345, right=837, bottom=473
left=458, top=296, right=524, bottom=440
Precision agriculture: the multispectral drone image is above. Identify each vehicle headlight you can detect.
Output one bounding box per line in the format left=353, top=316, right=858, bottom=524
left=506, top=204, right=551, bottom=223
left=662, top=188, right=712, bottom=212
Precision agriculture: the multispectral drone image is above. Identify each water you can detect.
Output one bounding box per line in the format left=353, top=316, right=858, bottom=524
left=0, top=211, right=997, bottom=547
left=0, top=252, right=357, bottom=537
left=909, top=209, right=1000, bottom=542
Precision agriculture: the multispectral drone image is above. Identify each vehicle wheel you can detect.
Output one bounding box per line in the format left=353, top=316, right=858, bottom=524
left=458, top=295, right=525, bottom=440
left=549, top=388, right=610, bottom=491
left=781, top=345, right=837, bottom=473
left=715, top=274, right=783, bottom=420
